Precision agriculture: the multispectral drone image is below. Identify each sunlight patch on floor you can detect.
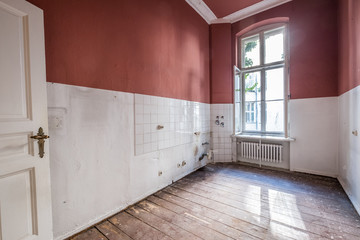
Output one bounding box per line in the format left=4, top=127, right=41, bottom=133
left=243, top=184, right=262, bottom=222
left=269, top=220, right=310, bottom=240
left=268, top=189, right=306, bottom=230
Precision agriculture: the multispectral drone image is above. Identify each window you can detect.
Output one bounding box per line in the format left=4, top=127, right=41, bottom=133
left=245, top=102, right=256, bottom=123
left=235, top=24, right=288, bottom=136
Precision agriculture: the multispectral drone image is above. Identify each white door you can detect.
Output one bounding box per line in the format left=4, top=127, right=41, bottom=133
left=0, top=0, right=53, bottom=239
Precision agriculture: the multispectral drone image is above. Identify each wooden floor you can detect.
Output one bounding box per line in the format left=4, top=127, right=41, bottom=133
left=69, top=163, right=360, bottom=240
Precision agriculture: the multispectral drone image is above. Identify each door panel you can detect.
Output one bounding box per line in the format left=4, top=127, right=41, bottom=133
left=0, top=169, right=37, bottom=240
left=0, top=0, right=53, bottom=239
left=0, top=132, right=34, bottom=161
left=0, top=4, right=31, bottom=121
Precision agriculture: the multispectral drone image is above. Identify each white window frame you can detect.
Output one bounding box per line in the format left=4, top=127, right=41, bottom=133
left=234, top=23, right=290, bottom=137
left=245, top=102, right=256, bottom=123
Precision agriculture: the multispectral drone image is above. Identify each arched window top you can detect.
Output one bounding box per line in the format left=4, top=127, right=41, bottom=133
left=236, top=17, right=289, bottom=38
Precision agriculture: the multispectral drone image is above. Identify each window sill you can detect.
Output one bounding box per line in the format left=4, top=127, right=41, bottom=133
left=232, top=134, right=295, bottom=142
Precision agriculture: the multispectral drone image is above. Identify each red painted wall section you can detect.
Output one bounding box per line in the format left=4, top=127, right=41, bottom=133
left=210, top=24, right=232, bottom=104
left=231, top=0, right=339, bottom=100
left=338, top=0, right=360, bottom=95
left=27, top=0, right=210, bottom=103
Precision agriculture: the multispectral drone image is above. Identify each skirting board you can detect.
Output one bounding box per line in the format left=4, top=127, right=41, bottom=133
left=290, top=167, right=337, bottom=178
left=55, top=204, right=127, bottom=240
left=55, top=165, right=206, bottom=240
left=337, top=177, right=360, bottom=216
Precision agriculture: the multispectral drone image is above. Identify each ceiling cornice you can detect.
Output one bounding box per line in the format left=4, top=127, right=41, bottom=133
left=186, top=0, right=293, bottom=25
left=222, top=0, right=293, bottom=24
left=185, top=0, right=216, bottom=24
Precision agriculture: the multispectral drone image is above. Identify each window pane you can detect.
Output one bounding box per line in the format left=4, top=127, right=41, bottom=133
left=235, top=102, right=241, bottom=133
left=266, top=68, right=284, bottom=101
left=265, top=28, right=284, bottom=64
left=266, top=100, right=284, bottom=132
left=242, top=35, right=260, bottom=68
left=245, top=71, right=261, bottom=102
left=235, top=72, right=241, bottom=103
left=245, top=101, right=261, bottom=131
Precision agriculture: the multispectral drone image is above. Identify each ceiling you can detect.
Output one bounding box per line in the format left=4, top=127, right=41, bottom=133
left=202, top=0, right=263, bottom=18
left=186, top=0, right=292, bottom=24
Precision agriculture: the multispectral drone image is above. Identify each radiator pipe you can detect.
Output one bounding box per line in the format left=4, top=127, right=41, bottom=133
left=199, top=153, right=207, bottom=161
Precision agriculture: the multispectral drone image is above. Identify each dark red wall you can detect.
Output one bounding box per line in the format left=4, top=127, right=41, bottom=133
left=210, top=24, right=232, bottom=103
left=338, top=0, right=360, bottom=95
left=226, top=0, right=339, bottom=102
left=27, top=0, right=210, bottom=103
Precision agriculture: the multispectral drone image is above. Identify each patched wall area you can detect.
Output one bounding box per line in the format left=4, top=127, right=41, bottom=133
left=47, top=83, right=210, bottom=239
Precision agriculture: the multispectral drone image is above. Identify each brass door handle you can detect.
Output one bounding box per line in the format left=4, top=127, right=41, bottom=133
left=30, top=127, right=49, bottom=158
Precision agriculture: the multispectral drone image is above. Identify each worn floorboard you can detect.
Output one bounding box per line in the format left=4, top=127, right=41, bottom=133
left=96, top=221, right=132, bottom=240
left=68, top=163, right=360, bottom=240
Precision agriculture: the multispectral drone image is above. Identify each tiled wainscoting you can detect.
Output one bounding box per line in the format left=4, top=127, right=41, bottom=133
left=210, top=104, right=234, bottom=162
left=134, top=94, right=210, bottom=155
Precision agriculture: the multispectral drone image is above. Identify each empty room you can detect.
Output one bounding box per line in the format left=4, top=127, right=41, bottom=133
left=0, top=0, right=359, bottom=239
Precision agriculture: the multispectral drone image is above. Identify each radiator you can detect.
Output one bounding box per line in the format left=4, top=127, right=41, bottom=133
left=241, top=142, right=283, bottom=163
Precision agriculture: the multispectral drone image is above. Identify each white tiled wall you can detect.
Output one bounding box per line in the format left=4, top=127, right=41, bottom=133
left=210, top=104, right=234, bottom=162
left=135, top=94, right=210, bottom=155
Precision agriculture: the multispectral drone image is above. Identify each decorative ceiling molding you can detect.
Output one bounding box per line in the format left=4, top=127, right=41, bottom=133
left=186, top=0, right=293, bottom=25
left=185, top=0, right=217, bottom=24
left=222, top=0, right=293, bottom=24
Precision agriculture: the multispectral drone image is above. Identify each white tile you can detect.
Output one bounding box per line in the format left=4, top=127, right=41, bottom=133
left=144, top=133, right=151, bottom=144
left=135, top=94, right=144, bottom=104
left=144, top=105, right=151, bottom=114
left=144, top=95, right=151, bottom=105
left=135, top=144, right=143, bottom=155
left=151, top=133, right=158, bottom=142
left=150, top=105, right=158, bottom=114
left=158, top=114, right=166, bottom=123
left=151, top=124, right=158, bottom=133
left=164, top=131, right=170, bottom=140
left=135, top=125, right=143, bottom=135
left=151, top=113, right=157, bottom=123
left=150, top=96, right=158, bottom=105
left=135, top=114, right=143, bottom=124
left=158, top=131, right=165, bottom=141
left=144, top=124, right=151, bottom=133
left=159, top=140, right=166, bottom=149
left=151, top=142, right=158, bottom=151
left=170, top=107, right=175, bottom=115
left=143, top=143, right=152, bottom=153
left=143, top=114, right=151, bottom=123
left=136, top=134, right=143, bottom=145
left=135, top=104, right=143, bottom=114
left=158, top=97, right=165, bottom=106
